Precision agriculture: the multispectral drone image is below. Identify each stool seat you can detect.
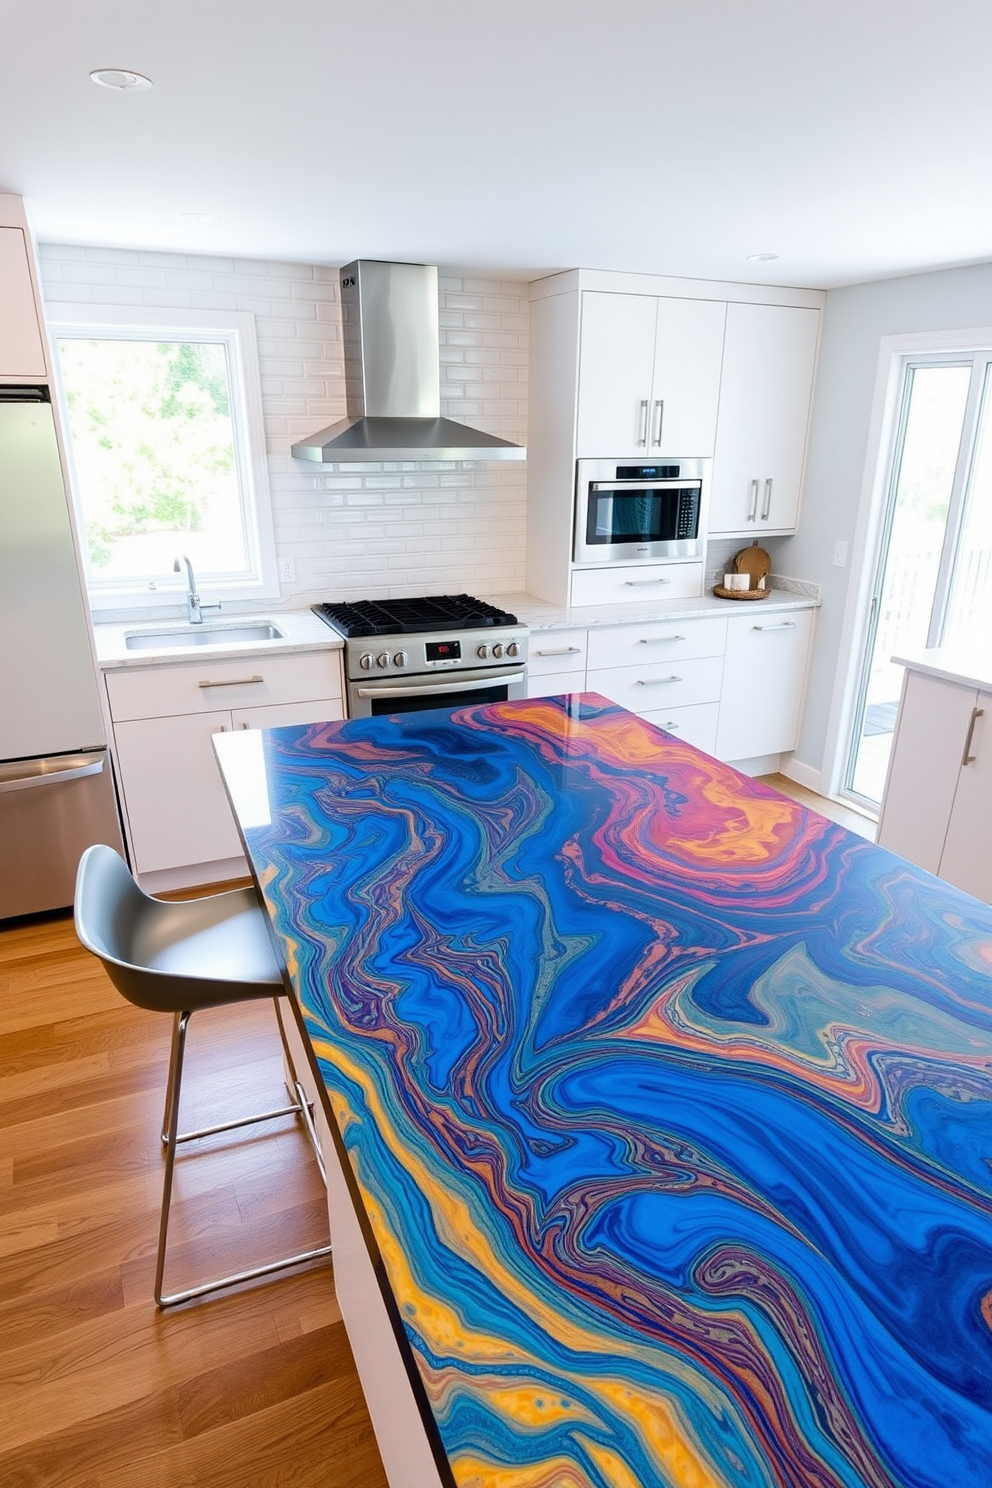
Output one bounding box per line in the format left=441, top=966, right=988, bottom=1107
left=74, top=844, right=332, bottom=1307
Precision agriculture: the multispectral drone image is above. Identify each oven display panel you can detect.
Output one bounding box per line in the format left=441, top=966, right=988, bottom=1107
left=426, top=639, right=461, bottom=663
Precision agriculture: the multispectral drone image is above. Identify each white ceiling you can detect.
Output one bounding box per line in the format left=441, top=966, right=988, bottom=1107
left=3, top=0, right=991, bottom=289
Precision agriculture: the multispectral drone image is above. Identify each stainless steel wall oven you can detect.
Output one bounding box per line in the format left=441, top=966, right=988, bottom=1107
left=574, top=457, right=710, bottom=565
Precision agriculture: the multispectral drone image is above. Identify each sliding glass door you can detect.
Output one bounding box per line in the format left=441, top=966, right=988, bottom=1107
left=846, top=352, right=992, bottom=809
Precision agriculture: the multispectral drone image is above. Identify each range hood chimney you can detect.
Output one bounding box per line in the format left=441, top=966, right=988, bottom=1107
left=291, top=260, right=525, bottom=463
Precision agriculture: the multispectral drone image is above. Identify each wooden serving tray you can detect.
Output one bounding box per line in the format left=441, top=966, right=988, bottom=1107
left=713, top=584, right=771, bottom=600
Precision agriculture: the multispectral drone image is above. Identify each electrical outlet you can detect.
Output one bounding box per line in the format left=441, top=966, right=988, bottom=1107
left=833, top=540, right=848, bottom=568
left=279, top=556, right=296, bottom=583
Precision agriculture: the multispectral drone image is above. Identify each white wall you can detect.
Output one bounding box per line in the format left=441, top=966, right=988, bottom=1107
left=780, top=259, right=992, bottom=787
left=37, top=244, right=528, bottom=614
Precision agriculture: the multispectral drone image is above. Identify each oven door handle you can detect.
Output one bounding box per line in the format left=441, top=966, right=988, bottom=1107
left=355, top=672, right=526, bottom=701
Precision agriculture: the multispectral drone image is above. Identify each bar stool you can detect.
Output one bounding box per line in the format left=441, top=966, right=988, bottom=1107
left=74, top=844, right=332, bottom=1308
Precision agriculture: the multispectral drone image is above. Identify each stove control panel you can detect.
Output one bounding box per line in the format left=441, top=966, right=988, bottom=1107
left=348, top=628, right=528, bottom=680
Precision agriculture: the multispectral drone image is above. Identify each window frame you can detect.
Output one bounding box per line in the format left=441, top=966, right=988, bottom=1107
left=49, top=304, right=278, bottom=613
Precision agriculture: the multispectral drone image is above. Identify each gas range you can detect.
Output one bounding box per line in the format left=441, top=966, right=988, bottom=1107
left=312, top=594, right=530, bottom=717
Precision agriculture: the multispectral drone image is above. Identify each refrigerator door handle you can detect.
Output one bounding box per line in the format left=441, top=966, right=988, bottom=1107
left=0, top=756, right=105, bottom=794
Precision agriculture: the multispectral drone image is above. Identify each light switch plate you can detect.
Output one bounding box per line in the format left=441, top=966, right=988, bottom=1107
left=833, top=541, right=848, bottom=567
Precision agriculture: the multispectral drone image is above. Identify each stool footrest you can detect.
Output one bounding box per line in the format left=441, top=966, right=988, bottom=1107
left=157, top=1241, right=334, bottom=1308
left=167, top=1101, right=304, bottom=1146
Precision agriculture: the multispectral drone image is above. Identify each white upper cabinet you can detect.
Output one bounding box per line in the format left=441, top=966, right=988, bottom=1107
left=708, top=303, right=820, bottom=536
left=575, top=292, right=726, bottom=458
left=0, top=224, right=49, bottom=380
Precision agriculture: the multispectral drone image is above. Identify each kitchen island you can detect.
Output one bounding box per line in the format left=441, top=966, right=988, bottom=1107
left=214, top=695, right=992, bottom=1488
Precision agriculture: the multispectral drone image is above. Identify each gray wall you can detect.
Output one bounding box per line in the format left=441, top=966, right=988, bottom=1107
left=781, top=259, right=992, bottom=783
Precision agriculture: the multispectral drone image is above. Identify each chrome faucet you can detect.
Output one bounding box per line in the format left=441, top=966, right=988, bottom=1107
left=174, top=555, right=221, bottom=624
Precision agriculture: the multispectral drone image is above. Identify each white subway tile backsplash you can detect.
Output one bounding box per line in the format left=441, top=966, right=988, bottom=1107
left=38, top=245, right=529, bottom=605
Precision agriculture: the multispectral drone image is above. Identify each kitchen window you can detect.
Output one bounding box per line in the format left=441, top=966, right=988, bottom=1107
left=51, top=306, right=277, bottom=612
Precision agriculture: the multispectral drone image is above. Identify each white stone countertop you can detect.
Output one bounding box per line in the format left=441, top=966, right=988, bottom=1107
left=483, top=585, right=819, bottom=631
left=893, top=646, right=992, bottom=695
left=94, top=607, right=343, bottom=669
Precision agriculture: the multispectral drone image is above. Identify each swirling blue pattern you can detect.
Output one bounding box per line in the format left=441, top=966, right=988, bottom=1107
left=231, top=694, right=992, bottom=1488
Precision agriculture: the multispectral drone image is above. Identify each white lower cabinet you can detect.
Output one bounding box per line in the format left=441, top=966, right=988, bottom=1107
left=527, top=630, right=587, bottom=698
left=586, top=615, right=726, bottom=733
left=113, top=710, right=245, bottom=873
left=877, top=670, right=992, bottom=903
left=527, top=607, right=815, bottom=768
left=105, top=649, right=344, bottom=879
left=714, top=610, right=814, bottom=761
left=640, top=702, right=720, bottom=755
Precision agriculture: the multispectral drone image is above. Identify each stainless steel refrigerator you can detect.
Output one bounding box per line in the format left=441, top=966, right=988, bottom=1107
left=0, top=385, right=125, bottom=918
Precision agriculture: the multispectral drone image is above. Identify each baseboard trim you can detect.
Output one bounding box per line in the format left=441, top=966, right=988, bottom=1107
left=779, top=756, right=823, bottom=793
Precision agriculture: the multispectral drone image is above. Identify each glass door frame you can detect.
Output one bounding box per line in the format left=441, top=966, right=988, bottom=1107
left=840, top=345, right=992, bottom=814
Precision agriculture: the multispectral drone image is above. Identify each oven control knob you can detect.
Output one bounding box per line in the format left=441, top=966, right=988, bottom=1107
left=507, top=641, right=520, bottom=658
left=492, top=643, right=504, bottom=659
left=393, top=651, right=408, bottom=669
left=476, top=644, right=491, bottom=659
left=359, top=652, right=375, bottom=671
left=376, top=651, right=390, bottom=669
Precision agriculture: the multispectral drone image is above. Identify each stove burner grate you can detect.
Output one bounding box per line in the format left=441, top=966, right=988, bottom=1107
left=312, top=593, right=519, bottom=638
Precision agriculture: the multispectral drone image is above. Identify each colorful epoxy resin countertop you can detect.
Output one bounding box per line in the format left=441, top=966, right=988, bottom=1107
left=216, top=694, right=992, bottom=1488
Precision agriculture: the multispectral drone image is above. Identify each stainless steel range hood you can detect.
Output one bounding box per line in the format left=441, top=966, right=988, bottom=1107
left=291, top=260, right=525, bottom=463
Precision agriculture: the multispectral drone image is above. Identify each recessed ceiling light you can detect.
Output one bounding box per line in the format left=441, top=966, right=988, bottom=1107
left=180, top=212, right=221, bottom=225
left=746, top=252, right=780, bottom=262
left=89, top=68, right=153, bottom=91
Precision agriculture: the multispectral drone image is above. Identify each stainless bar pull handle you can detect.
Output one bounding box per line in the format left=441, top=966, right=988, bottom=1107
left=962, top=707, right=984, bottom=766
left=752, top=622, right=796, bottom=632
left=747, top=479, right=760, bottom=521
left=198, top=675, right=264, bottom=688
left=535, top=646, right=581, bottom=657
left=638, top=634, right=685, bottom=644
left=624, top=577, right=671, bottom=587
left=636, top=675, right=682, bottom=686
left=356, top=672, right=525, bottom=701
left=0, top=757, right=104, bottom=794
left=652, top=399, right=664, bottom=446
left=761, top=477, right=774, bottom=520
left=637, top=399, right=649, bottom=446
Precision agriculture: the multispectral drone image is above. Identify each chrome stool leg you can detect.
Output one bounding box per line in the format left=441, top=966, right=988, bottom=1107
left=154, top=1007, right=333, bottom=1309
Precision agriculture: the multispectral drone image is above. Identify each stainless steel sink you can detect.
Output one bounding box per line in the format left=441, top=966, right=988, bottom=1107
left=124, top=623, right=284, bottom=651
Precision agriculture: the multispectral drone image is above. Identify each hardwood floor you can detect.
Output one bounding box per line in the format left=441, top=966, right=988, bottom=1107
left=758, top=773, right=878, bottom=840
left=0, top=908, right=387, bottom=1488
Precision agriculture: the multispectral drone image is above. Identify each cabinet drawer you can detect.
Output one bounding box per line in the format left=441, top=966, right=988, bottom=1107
left=527, top=671, right=587, bottom=700
left=528, top=630, right=587, bottom=676
left=106, top=650, right=343, bottom=721
left=570, top=562, right=703, bottom=608
left=230, top=698, right=345, bottom=731
left=588, top=655, right=724, bottom=714
left=587, top=615, right=726, bottom=670
left=641, top=702, right=720, bottom=756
